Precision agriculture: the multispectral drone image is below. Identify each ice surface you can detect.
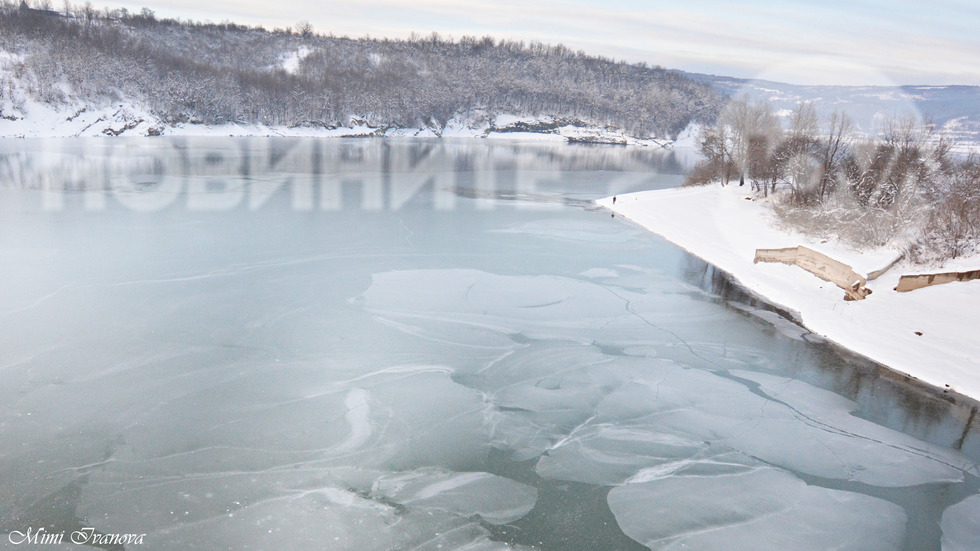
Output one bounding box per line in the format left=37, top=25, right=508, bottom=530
left=727, top=302, right=810, bottom=341
left=360, top=268, right=975, bottom=486
left=535, top=366, right=973, bottom=487
left=360, top=269, right=629, bottom=343
left=74, top=464, right=536, bottom=551
left=472, top=344, right=679, bottom=460
left=85, top=482, right=519, bottom=551
left=730, top=370, right=978, bottom=485
left=578, top=267, right=620, bottom=279
left=372, top=468, right=537, bottom=524
left=493, top=219, right=649, bottom=246
left=536, top=427, right=705, bottom=485
left=942, top=494, right=980, bottom=551
left=358, top=266, right=744, bottom=357
left=0, top=540, right=77, bottom=551
left=63, top=365, right=510, bottom=549
left=115, top=365, right=492, bottom=470
left=3, top=139, right=977, bottom=550
left=608, top=462, right=907, bottom=550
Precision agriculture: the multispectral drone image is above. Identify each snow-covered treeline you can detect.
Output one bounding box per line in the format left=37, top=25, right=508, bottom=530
left=0, top=1, right=721, bottom=138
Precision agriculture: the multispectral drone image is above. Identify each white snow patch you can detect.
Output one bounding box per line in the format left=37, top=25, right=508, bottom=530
left=280, top=47, right=313, bottom=74
left=0, top=100, right=162, bottom=138
left=163, top=120, right=381, bottom=138
left=671, top=122, right=703, bottom=149
left=493, top=114, right=543, bottom=127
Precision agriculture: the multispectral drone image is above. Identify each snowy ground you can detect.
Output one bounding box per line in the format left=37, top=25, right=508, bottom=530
left=599, top=185, right=980, bottom=401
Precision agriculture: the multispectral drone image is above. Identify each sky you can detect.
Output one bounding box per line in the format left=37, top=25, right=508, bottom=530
left=99, top=0, right=980, bottom=86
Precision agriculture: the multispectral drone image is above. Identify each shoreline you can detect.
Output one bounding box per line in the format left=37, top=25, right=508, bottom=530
left=691, top=255, right=980, bottom=427
left=599, top=184, right=980, bottom=403
left=0, top=102, right=673, bottom=147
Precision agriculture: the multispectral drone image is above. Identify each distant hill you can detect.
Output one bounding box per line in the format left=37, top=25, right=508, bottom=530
left=6, top=3, right=977, bottom=148
left=0, top=3, right=720, bottom=140
left=683, top=73, right=980, bottom=149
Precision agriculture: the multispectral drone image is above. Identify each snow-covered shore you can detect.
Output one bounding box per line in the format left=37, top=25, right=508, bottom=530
left=599, top=185, right=980, bottom=401
left=0, top=100, right=669, bottom=146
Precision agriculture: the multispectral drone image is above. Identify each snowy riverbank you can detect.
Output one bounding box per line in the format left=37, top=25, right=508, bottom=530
left=0, top=100, right=670, bottom=146
left=599, top=185, right=980, bottom=401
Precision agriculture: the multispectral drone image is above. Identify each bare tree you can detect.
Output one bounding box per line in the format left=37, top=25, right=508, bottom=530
left=781, top=103, right=821, bottom=203
left=818, top=110, right=852, bottom=200
left=717, top=95, right=781, bottom=187
left=296, top=20, right=313, bottom=38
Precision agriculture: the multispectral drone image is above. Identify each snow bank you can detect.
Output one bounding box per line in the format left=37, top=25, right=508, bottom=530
left=599, top=185, right=980, bottom=400
left=488, top=114, right=668, bottom=146
left=0, top=101, right=671, bottom=145
left=0, top=100, right=163, bottom=138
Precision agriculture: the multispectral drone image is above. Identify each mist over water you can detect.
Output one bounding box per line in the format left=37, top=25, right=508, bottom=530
left=1, top=138, right=977, bottom=551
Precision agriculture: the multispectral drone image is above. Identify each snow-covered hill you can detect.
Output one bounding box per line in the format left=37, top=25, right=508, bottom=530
left=0, top=4, right=718, bottom=142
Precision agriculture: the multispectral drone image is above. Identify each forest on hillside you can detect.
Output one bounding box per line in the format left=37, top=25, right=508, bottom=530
left=0, top=1, right=722, bottom=138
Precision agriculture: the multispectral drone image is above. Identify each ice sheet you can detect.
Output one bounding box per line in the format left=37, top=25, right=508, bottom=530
left=572, top=368, right=973, bottom=487
left=941, top=494, right=980, bottom=551
left=607, top=462, right=907, bottom=550
left=54, top=364, right=518, bottom=550
left=361, top=269, right=628, bottom=343
left=360, top=268, right=975, bottom=487
left=372, top=468, right=537, bottom=525
left=91, top=485, right=517, bottom=551
left=358, top=267, right=756, bottom=366
left=76, top=463, right=535, bottom=550
left=528, top=362, right=973, bottom=487
left=78, top=464, right=536, bottom=550
left=536, top=428, right=705, bottom=485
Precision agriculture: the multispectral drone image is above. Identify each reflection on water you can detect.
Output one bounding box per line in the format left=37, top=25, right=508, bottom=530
left=0, top=137, right=693, bottom=208
left=0, top=138, right=978, bottom=551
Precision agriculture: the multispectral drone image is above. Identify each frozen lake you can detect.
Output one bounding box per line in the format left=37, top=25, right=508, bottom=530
left=1, top=138, right=978, bottom=550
